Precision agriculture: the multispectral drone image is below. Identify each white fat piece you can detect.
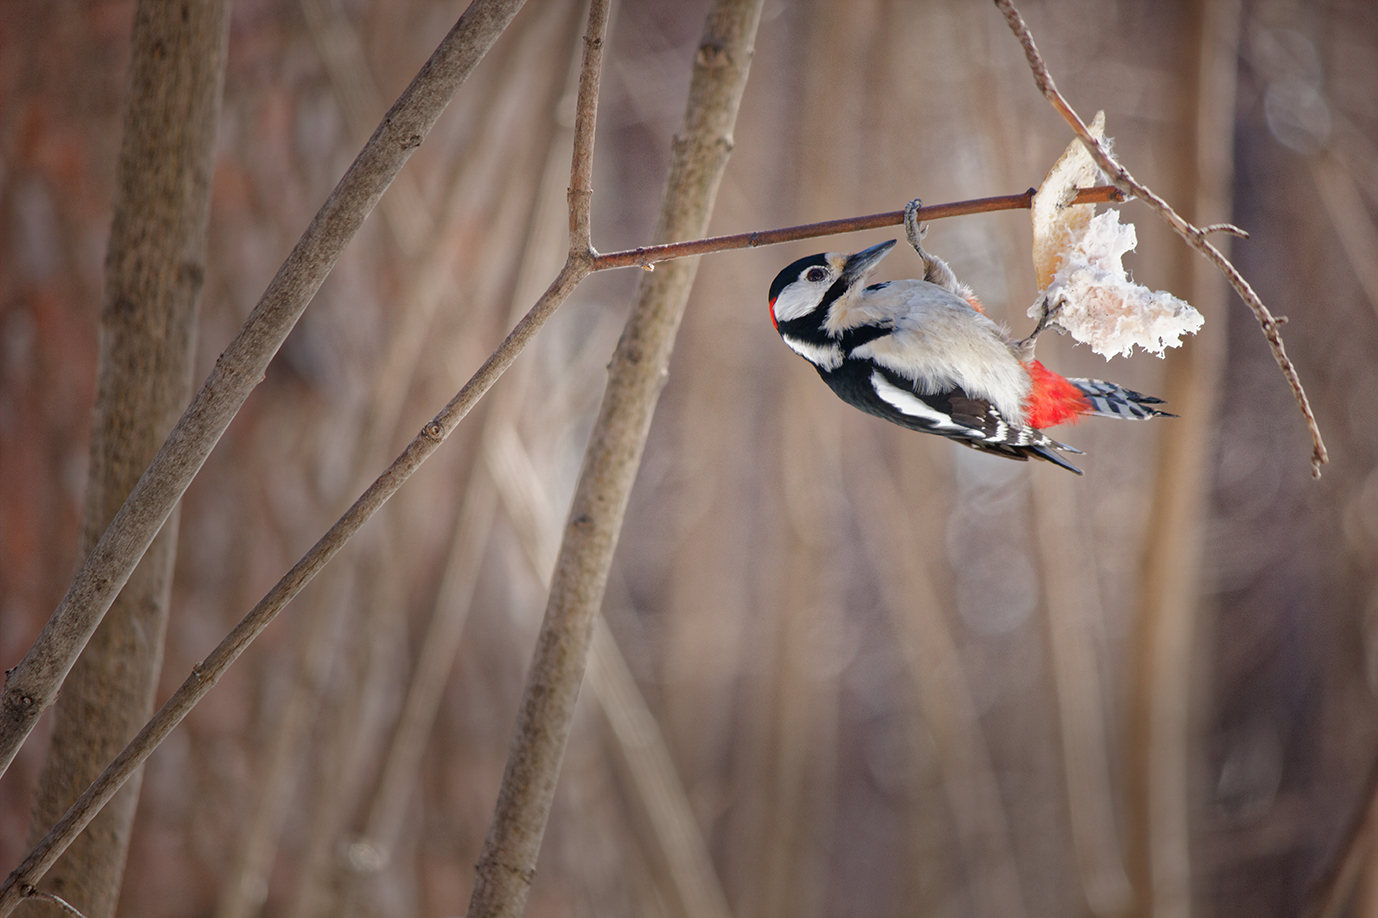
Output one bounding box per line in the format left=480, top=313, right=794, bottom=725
left=837, top=280, right=1031, bottom=425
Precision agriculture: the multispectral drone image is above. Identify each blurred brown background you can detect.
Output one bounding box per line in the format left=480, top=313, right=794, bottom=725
left=3, top=0, right=1377, bottom=916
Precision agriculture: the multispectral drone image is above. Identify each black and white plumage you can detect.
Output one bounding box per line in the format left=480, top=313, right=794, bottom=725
left=767, top=238, right=1171, bottom=474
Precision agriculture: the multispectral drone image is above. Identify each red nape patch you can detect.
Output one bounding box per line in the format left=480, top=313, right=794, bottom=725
left=965, top=294, right=987, bottom=314
left=1025, top=360, right=1091, bottom=429
left=769, top=297, right=778, bottom=330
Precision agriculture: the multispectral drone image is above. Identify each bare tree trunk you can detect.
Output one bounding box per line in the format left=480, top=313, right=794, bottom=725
left=21, top=1, right=229, bottom=914
left=465, top=1, right=764, bottom=915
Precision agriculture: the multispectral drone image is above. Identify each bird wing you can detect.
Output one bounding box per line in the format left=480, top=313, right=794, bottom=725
left=822, top=361, right=1084, bottom=473
left=843, top=281, right=1033, bottom=425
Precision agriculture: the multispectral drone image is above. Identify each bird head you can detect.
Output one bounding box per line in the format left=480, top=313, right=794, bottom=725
left=767, top=239, right=896, bottom=329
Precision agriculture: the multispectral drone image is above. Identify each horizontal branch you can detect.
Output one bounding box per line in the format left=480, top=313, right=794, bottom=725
left=591, top=185, right=1123, bottom=270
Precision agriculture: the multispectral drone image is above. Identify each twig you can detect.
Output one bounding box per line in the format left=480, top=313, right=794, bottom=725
left=336, top=7, right=587, bottom=888
left=465, top=1, right=763, bottom=917
left=0, top=172, right=1095, bottom=918
left=19, top=888, right=88, bottom=918
left=591, top=185, right=1121, bottom=270
left=0, top=0, right=532, bottom=784
left=994, top=0, right=1327, bottom=477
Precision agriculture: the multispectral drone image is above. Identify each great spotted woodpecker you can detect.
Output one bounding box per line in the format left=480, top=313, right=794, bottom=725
left=766, top=206, right=1170, bottom=474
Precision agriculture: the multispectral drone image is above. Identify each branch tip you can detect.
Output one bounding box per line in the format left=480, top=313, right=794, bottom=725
left=995, top=0, right=1326, bottom=473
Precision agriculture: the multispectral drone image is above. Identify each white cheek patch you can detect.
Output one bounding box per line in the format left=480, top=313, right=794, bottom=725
left=782, top=335, right=843, bottom=370
left=870, top=372, right=971, bottom=434
left=771, top=284, right=823, bottom=324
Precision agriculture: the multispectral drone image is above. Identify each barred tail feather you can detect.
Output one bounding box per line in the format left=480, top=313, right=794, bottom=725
left=1066, top=378, right=1175, bottom=420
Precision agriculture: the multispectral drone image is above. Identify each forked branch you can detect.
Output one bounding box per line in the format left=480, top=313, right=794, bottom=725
left=994, top=0, right=1327, bottom=477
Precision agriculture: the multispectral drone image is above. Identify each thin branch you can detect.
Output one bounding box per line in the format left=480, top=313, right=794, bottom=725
left=0, top=0, right=532, bottom=783
left=465, top=1, right=764, bottom=916
left=0, top=170, right=1119, bottom=917
left=592, top=185, right=1122, bottom=270
left=567, top=0, right=607, bottom=256
left=338, top=8, right=587, bottom=884
left=19, top=888, right=88, bottom=918
left=0, top=261, right=588, bottom=918
left=994, top=0, right=1327, bottom=477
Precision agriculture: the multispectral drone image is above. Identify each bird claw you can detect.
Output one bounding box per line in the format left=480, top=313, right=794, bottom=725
left=1016, top=295, right=1066, bottom=355
left=904, top=198, right=926, bottom=255
left=903, top=197, right=966, bottom=296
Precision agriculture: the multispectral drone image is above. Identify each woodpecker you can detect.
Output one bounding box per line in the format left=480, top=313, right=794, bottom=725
left=766, top=207, right=1170, bottom=474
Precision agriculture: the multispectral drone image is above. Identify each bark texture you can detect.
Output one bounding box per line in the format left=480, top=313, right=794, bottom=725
left=22, top=0, right=229, bottom=914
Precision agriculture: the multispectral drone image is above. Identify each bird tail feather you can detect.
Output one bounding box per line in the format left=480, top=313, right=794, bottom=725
left=1066, top=378, right=1175, bottom=420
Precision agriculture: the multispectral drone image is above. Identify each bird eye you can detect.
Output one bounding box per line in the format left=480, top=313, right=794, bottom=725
left=806, top=267, right=828, bottom=283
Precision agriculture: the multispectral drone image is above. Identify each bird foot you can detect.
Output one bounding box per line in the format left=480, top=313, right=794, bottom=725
left=1015, top=295, right=1066, bottom=357
left=903, top=198, right=926, bottom=256
left=903, top=197, right=968, bottom=297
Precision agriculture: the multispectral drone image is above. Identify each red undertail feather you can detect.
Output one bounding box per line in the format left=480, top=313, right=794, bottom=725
left=1024, top=360, right=1091, bottom=429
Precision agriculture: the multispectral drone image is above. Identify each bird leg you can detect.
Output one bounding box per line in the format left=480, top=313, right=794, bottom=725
left=904, top=198, right=967, bottom=297
left=904, top=198, right=926, bottom=254
left=1013, top=293, right=1066, bottom=360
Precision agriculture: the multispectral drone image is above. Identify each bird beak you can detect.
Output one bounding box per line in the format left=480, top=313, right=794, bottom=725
left=842, top=239, right=896, bottom=284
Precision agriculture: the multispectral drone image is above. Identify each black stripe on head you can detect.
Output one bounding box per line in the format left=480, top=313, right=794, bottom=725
left=768, top=253, right=830, bottom=304
left=816, top=272, right=852, bottom=314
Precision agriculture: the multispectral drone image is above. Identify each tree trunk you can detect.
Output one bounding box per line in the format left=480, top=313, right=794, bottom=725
left=23, top=0, right=230, bottom=915
left=464, top=0, right=765, bottom=916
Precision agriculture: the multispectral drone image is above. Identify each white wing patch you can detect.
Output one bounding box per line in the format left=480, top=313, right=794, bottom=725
left=782, top=335, right=844, bottom=370
left=870, top=372, right=971, bottom=434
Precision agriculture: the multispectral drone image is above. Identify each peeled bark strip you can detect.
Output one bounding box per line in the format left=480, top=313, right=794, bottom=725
left=465, top=1, right=765, bottom=916
left=23, top=0, right=229, bottom=915
left=0, top=0, right=528, bottom=782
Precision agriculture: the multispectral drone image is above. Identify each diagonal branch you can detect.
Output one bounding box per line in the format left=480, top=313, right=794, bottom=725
left=0, top=0, right=531, bottom=783
left=0, top=2, right=605, bottom=911
left=993, top=0, right=1327, bottom=477
left=464, top=1, right=765, bottom=916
